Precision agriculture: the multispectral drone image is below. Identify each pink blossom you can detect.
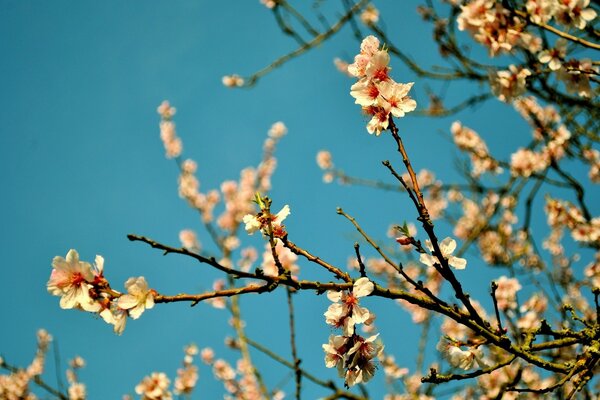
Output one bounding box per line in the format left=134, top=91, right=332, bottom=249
left=490, top=65, right=531, bottom=102
left=494, top=276, right=522, bottom=310
left=222, top=74, right=244, bottom=87
left=156, top=101, right=176, bottom=119
left=179, top=229, right=200, bottom=252
left=268, top=121, right=287, bottom=138
left=420, top=237, right=467, bottom=270
left=117, top=277, right=155, bottom=319
left=360, top=4, right=379, bottom=25
left=135, top=372, right=172, bottom=400
left=48, top=249, right=101, bottom=312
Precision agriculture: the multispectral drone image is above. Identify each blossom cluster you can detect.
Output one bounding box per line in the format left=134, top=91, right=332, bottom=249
left=546, top=197, right=600, bottom=244
left=157, top=101, right=182, bottom=159
left=458, top=0, right=542, bottom=56
left=0, top=330, right=52, bottom=400
left=489, top=65, right=531, bottom=103
left=47, top=249, right=155, bottom=335
left=165, top=106, right=286, bottom=239
left=243, top=203, right=290, bottom=238
left=451, top=122, right=502, bottom=177
left=199, top=347, right=277, bottom=400
left=348, top=36, right=417, bottom=135
left=323, top=277, right=383, bottom=386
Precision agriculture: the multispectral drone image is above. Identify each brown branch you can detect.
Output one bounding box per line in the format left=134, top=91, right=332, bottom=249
left=422, top=355, right=516, bottom=383
left=243, top=0, right=370, bottom=87
left=514, top=9, right=600, bottom=51
left=0, top=361, right=69, bottom=400
left=286, top=288, right=302, bottom=400
left=127, top=234, right=257, bottom=280
left=283, top=238, right=351, bottom=282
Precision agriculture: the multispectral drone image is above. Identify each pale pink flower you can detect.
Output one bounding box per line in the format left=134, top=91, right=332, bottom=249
left=179, top=229, right=200, bottom=252
left=48, top=249, right=101, bottom=312
left=222, top=74, right=244, bottom=87
left=117, top=277, right=155, bottom=319
left=538, top=39, right=567, bottom=71
left=261, top=240, right=299, bottom=277
left=526, top=0, right=559, bottom=24
left=260, top=0, right=276, bottom=9
left=555, top=0, right=597, bottom=29
left=510, top=148, right=548, bottom=177
left=333, top=58, right=353, bottom=77
left=200, top=348, right=214, bottom=365
left=322, top=335, right=348, bottom=372
left=345, top=333, right=382, bottom=385
left=159, top=120, right=182, bottom=159
left=494, top=276, right=522, bottom=310
left=157, top=101, right=176, bottom=119
left=557, top=59, right=598, bottom=97
left=420, top=237, right=467, bottom=270
left=100, top=303, right=128, bottom=335
left=135, top=372, right=172, bottom=400
left=350, top=78, right=381, bottom=107
left=360, top=4, right=379, bottom=25
left=377, top=81, right=417, bottom=118
left=316, top=150, right=333, bottom=170
left=68, top=382, right=86, bottom=400
left=437, top=337, right=486, bottom=370
left=490, top=65, right=531, bottom=102
left=325, top=278, right=374, bottom=335
left=69, top=356, right=85, bottom=369
left=364, top=105, right=391, bottom=135
left=348, top=36, right=381, bottom=78
left=213, top=359, right=236, bottom=381
left=243, top=204, right=290, bottom=237
left=174, top=365, right=198, bottom=395
left=268, top=121, right=287, bottom=138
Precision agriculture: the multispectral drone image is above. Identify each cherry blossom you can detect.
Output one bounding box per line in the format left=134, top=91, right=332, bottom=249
left=243, top=204, right=290, bottom=238
left=47, top=249, right=101, bottom=312
left=490, top=65, right=531, bottom=103
left=117, top=277, right=155, bottom=319
left=420, top=237, right=467, bottom=270
left=135, top=372, right=172, bottom=400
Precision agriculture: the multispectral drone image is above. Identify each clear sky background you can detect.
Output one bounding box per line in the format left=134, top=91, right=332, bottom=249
left=1, top=1, right=597, bottom=399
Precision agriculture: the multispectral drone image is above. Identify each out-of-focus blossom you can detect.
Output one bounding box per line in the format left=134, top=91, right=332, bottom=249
left=268, top=121, right=287, bottom=138
left=316, top=150, right=333, bottom=170
left=158, top=103, right=183, bottom=159
left=260, top=0, right=277, bottom=9
left=510, top=148, right=548, bottom=177
left=451, top=121, right=501, bottom=177
left=494, top=276, right=522, bottom=310
left=222, top=74, right=245, bottom=87
left=179, top=229, right=201, bottom=253
left=555, top=0, right=597, bottom=29
left=135, top=372, right=172, bottom=400
left=333, top=58, right=353, bottom=77
left=261, top=239, right=299, bottom=277
left=490, top=65, right=531, bottom=102
left=557, top=59, right=598, bottom=98
left=538, top=39, right=567, bottom=71
left=360, top=4, right=379, bottom=25
left=157, top=100, right=176, bottom=119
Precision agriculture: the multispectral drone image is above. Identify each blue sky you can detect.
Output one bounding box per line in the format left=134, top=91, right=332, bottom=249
left=1, top=1, right=597, bottom=399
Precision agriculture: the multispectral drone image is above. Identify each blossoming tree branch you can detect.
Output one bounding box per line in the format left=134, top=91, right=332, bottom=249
left=2, top=0, right=599, bottom=399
